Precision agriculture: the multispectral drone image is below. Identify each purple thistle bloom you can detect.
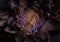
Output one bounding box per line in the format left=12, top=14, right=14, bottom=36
left=16, top=4, right=44, bottom=35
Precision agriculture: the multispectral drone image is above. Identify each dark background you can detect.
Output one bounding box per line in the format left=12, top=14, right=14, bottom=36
left=0, top=0, right=60, bottom=42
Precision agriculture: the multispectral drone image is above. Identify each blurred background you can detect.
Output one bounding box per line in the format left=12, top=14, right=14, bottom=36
left=0, top=0, right=60, bottom=42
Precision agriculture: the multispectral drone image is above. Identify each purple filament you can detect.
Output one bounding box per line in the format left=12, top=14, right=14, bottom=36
left=17, top=12, right=44, bottom=35
left=17, top=2, right=44, bottom=35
